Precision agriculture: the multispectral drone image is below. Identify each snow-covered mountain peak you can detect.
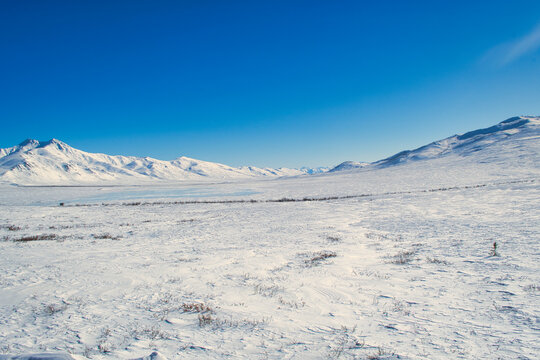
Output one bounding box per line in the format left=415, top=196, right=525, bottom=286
left=455, top=116, right=535, bottom=141
left=1, top=139, right=44, bottom=159
left=16, top=138, right=68, bottom=149
left=518, top=115, right=540, bottom=124
left=329, top=161, right=369, bottom=172
left=172, top=156, right=198, bottom=163
left=18, top=138, right=41, bottom=148
left=330, top=115, right=539, bottom=172
left=297, top=166, right=330, bottom=174
left=41, top=138, right=67, bottom=146
left=35, top=138, right=73, bottom=152
left=9, top=139, right=73, bottom=155
left=371, top=115, right=539, bottom=168
left=0, top=140, right=308, bottom=185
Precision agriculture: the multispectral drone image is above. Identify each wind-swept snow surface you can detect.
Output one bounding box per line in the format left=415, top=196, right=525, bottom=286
left=0, top=116, right=538, bottom=359
left=0, top=354, right=77, bottom=360
left=0, top=352, right=166, bottom=360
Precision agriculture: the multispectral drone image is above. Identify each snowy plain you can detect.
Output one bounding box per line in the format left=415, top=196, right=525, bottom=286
left=0, top=117, right=539, bottom=359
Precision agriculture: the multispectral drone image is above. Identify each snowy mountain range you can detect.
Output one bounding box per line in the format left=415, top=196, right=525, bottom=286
left=330, top=115, right=540, bottom=172
left=1, top=116, right=538, bottom=185
left=0, top=140, right=312, bottom=185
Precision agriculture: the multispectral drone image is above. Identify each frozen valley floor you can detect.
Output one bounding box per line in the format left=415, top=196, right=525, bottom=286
left=0, top=177, right=539, bottom=359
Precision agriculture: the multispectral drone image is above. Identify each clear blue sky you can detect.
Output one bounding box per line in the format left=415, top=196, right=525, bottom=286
left=1, top=1, right=539, bottom=167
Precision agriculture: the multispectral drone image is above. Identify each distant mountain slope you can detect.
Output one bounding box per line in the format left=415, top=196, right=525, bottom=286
left=328, top=161, right=370, bottom=172
left=331, top=116, right=540, bottom=172
left=0, top=140, right=310, bottom=185
left=298, top=166, right=331, bottom=174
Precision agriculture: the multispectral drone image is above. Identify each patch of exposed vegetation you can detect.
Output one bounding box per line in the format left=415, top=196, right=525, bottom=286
left=489, top=241, right=499, bottom=256
left=92, top=233, right=122, bottom=240
left=305, top=250, right=338, bottom=266
left=198, top=313, right=268, bottom=328
left=44, top=302, right=67, bottom=315
left=327, top=235, right=342, bottom=243
left=2, top=225, right=22, bottom=231
left=388, top=250, right=416, bottom=264
left=132, top=325, right=169, bottom=341
left=367, top=347, right=393, bottom=359
left=14, top=234, right=59, bottom=242
left=181, top=302, right=213, bottom=313
left=327, top=325, right=365, bottom=359
left=97, top=327, right=113, bottom=354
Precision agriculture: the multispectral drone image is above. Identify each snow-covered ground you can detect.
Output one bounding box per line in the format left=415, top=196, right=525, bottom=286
left=0, top=117, right=539, bottom=359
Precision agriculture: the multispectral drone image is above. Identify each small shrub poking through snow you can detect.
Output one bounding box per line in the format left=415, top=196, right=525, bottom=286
left=198, top=313, right=268, bottom=328
left=15, top=234, right=58, bottom=242
left=132, top=325, right=169, bottom=341
left=489, top=241, right=499, bottom=256
left=327, top=325, right=365, bottom=359
left=181, top=302, right=213, bottom=313
left=98, top=342, right=111, bottom=354
left=327, top=235, right=342, bottom=243
left=305, top=250, right=337, bottom=266
left=97, top=327, right=113, bottom=353
left=44, top=302, right=67, bottom=315
left=92, top=233, right=121, bottom=240
left=389, top=250, right=416, bottom=265
left=198, top=313, right=213, bottom=326
left=367, top=346, right=396, bottom=359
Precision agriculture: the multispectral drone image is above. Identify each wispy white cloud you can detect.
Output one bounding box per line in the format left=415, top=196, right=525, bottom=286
left=503, top=23, right=540, bottom=64
left=482, top=22, right=540, bottom=67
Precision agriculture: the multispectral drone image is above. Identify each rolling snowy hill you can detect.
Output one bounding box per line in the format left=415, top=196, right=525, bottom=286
left=331, top=115, right=540, bottom=172
left=0, top=139, right=312, bottom=185
left=328, top=161, right=370, bottom=172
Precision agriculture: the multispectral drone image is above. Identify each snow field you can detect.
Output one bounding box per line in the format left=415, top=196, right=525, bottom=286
left=0, top=179, right=538, bottom=359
